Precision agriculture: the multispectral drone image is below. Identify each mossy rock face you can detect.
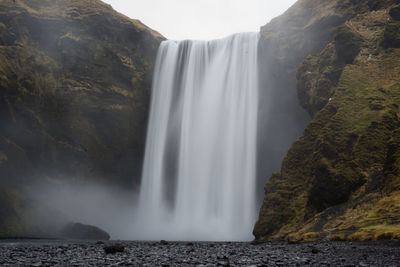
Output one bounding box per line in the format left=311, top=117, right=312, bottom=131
left=334, top=25, right=362, bottom=64
left=255, top=0, right=369, bottom=205
left=307, top=158, right=365, bottom=213
left=0, top=0, right=164, bottom=186
left=383, top=129, right=400, bottom=193
left=297, top=21, right=367, bottom=117
left=255, top=0, right=400, bottom=241
left=389, top=6, right=400, bottom=20
left=383, top=21, right=400, bottom=48
left=297, top=43, right=342, bottom=116
left=253, top=173, right=299, bottom=239
left=0, top=0, right=164, bottom=236
left=367, top=0, right=400, bottom=11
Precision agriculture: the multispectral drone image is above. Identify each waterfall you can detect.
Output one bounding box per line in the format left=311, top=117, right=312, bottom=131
left=134, top=33, right=260, bottom=241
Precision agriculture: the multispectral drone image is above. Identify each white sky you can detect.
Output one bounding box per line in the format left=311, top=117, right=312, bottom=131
left=102, top=0, right=297, bottom=40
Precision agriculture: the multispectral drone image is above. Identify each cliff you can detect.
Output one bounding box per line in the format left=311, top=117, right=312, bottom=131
left=2, top=0, right=399, bottom=241
left=0, top=0, right=163, bottom=236
left=254, top=0, right=400, bottom=242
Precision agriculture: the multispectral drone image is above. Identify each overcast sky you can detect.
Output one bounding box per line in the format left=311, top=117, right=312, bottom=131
left=102, top=0, right=297, bottom=40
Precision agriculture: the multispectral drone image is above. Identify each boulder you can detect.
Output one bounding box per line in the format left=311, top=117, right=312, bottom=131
left=60, top=222, right=110, bottom=240
left=104, top=244, right=125, bottom=254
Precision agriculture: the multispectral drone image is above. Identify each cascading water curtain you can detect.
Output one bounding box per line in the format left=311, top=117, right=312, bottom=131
left=134, top=32, right=260, bottom=241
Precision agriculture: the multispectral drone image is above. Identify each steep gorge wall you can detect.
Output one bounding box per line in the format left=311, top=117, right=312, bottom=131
left=2, top=0, right=399, bottom=241
left=255, top=0, right=400, bottom=241
left=256, top=0, right=357, bottom=210
left=0, top=0, right=163, bottom=236
left=254, top=0, right=388, bottom=202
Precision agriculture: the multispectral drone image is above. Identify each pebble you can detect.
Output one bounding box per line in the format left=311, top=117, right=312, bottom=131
left=0, top=240, right=399, bottom=266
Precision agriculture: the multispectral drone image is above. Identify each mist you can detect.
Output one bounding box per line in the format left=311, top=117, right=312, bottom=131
left=0, top=0, right=310, bottom=242
left=25, top=181, right=138, bottom=240
left=132, top=33, right=260, bottom=241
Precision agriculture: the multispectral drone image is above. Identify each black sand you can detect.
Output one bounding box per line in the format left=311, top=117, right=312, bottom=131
left=1, top=240, right=400, bottom=266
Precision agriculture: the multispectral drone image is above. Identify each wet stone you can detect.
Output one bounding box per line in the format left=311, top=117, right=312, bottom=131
left=0, top=240, right=399, bottom=266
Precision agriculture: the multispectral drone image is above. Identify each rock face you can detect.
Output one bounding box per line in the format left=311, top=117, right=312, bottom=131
left=254, top=0, right=400, bottom=242
left=0, top=0, right=164, bottom=237
left=255, top=0, right=355, bottom=202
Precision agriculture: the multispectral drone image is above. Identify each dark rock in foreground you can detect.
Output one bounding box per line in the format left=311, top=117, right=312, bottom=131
left=104, top=244, right=124, bottom=254
left=60, top=222, right=110, bottom=241
left=0, top=240, right=399, bottom=266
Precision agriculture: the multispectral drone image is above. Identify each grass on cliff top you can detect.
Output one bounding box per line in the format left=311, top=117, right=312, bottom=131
left=9, top=0, right=111, bottom=17
left=1, top=0, right=163, bottom=39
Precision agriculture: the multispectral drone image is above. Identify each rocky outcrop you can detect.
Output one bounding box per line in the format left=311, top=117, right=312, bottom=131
left=254, top=0, right=400, bottom=242
left=0, top=0, right=164, bottom=237
left=255, top=0, right=356, bottom=202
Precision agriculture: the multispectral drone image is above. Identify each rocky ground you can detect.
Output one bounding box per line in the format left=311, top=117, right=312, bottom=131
left=0, top=240, right=400, bottom=266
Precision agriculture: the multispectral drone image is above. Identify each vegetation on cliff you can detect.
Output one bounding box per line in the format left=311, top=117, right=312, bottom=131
left=0, top=0, right=163, bottom=236
left=255, top=0, right=400, bottom=242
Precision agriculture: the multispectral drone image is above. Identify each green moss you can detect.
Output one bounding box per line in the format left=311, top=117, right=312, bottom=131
left=297, top=44, right=340, bottom=116
left=0, top=0, right=164, bottom=232
left=255, top=33, right=400, bottom=241
left=256, top=1, right=400, bottom=241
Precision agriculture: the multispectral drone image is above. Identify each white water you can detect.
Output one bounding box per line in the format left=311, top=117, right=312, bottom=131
left=134, top=33, right=260, bottom=241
